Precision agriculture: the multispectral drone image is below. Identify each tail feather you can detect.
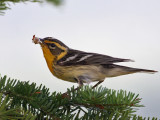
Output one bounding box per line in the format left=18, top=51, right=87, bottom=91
left=123, top=59, right=135, bottom=62
left=131, top=68, right=158, bottom=74
left=103, top=64, right=158, bottom=77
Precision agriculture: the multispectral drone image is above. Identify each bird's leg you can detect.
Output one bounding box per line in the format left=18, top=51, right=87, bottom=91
left=92, top=81, right=104, bottom=89
left=62, top=78, right=83, bottom=97
left=74, top=78, right=83, bottom=91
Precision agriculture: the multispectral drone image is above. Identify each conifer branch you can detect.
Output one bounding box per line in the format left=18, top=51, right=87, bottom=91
left=0, top=0, right=63, bottom=15
left=0, top=75, right=158, bottom=120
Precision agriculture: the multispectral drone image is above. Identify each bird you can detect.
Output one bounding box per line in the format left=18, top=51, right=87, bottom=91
left=32, top=35, right=157, bottom=89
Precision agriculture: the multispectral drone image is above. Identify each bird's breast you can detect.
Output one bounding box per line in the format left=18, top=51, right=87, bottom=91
left=52, top=65, right=106, bottom=83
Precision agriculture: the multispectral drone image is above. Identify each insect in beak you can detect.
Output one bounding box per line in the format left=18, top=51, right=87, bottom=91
left=32, top=35, right=44, bottom=45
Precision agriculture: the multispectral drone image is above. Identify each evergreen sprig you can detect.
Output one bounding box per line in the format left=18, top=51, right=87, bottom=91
left=0, top=92, right=36, bottom=120
left=0, top=0, right=63, bottom=15
left=0, top=75, right=158, bottom=120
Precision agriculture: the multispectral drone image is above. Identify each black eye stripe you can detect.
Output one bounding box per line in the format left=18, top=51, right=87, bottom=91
left=47, top=43, right=56, bottom=49
left=50, top=44, right=56, bottom=47
left=47, top=43, right=55, bottom=47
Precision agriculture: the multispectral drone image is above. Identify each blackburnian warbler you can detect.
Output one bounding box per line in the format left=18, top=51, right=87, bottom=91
left=32, top=35, right=157, bottom=88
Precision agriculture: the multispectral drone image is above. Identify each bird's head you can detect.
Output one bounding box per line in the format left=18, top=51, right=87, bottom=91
left=32, top=35, right=68, bottom=61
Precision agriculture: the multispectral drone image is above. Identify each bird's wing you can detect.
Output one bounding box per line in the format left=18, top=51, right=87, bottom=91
left=57, top=49, right=133, bottom=66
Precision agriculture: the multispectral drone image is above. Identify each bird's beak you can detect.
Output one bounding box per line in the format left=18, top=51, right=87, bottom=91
left=39, top=38, right=44, bottom=43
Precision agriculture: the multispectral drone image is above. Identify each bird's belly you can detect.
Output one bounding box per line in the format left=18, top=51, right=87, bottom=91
left=53, top=65, right=105, bottom=83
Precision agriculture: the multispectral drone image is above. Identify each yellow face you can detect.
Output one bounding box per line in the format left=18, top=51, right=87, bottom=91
left=36, top=37, right=68, bottom=75
left=40, top=37, right=68, bottom=61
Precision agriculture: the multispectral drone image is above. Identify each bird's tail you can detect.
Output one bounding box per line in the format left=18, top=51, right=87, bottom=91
left=103, top=64, right=157, bottom=77
left=130, top=68, right=157, bottom=74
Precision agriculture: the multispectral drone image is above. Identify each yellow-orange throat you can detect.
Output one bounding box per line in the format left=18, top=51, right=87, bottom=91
left=41, top=45, right=67, bottom=74
left=41, top=45, right=56, bottom=74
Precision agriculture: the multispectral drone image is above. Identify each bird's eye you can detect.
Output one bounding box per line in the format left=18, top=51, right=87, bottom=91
left=49, top=44, right=56, bottom=49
